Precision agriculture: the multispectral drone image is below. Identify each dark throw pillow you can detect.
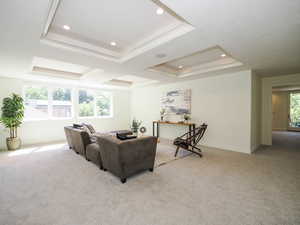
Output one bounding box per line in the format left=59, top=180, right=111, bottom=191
left=73, top=123, right=83, bottom=129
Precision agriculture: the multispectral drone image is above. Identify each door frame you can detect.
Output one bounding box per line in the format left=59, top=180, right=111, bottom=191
left=261, top=74, right=300, bottom=145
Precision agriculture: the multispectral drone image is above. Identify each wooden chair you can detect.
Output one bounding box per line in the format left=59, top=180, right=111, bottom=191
left=173, top=123, right=207, bottom=157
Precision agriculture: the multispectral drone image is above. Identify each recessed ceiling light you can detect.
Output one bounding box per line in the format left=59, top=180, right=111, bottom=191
left=110, top=41, right=116, bottom=46
left=63, top=25, right=71, bottom=30
left=178, top=65, right=183, bottom=69
left=221, top=54, right=226, bottom=57
left=156, top=8, right=164, bottom=15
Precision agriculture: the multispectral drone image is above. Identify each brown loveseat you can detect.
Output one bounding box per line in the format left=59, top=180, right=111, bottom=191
left=96, top=135, right=157, bottom=183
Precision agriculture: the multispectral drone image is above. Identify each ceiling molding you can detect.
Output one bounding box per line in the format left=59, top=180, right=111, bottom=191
left=41, top=0, right=194, bottom=63
left=42, top=0, right=61, bottom=37
left=31, top=66, right=83, bottom=80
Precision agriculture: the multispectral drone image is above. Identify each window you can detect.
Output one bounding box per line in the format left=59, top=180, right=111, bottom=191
left=24, top=86, right=112, bottom=120
left=52, top=88, right=72, bottom=118
left=79, top=89, right=112, bottom=118
left=96, top=92, right=111, bottom=116
left=24, top=86, right=49, bottom=119
left=79, top=90, right=95, bottom=117
left=24, top=86, right=73, bottom=120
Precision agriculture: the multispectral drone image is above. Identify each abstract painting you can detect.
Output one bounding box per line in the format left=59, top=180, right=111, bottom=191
left=161, top=89, right=191, bottom=115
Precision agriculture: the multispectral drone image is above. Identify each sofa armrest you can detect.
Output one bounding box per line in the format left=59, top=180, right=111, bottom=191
left=118, top=136, right=157, bottom=164
left=97, top=135, right=123, bottom=176
left=70, top=128, right=91, bottom=156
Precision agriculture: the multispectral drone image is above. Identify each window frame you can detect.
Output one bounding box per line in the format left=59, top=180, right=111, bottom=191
left=78, top=88, right=113, bottom=119
left=23, top=85, right=74, bottom=121
left=51, top=87, right=74, bottom=119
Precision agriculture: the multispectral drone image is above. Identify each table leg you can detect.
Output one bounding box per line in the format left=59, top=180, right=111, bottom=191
left=189, top=125, right=192, bottom=142
left=192, top=124, right=196, bottom=144
left=157, top=123, right=160, bottom=138
left=153, top=122, right=155, bottom=136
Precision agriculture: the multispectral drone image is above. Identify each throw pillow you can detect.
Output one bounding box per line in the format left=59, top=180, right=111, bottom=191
left=82, top=123, right=96, bottom=134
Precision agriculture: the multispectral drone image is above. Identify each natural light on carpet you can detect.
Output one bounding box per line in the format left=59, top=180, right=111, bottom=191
left=8, top=143, right=66, bottom=157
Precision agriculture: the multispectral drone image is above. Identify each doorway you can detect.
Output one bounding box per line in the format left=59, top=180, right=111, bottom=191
left=271, top=86, right=300, bottom=149
left=261, top=74, right=300, bottom=146
left=288, top=92, right=300, bottom=131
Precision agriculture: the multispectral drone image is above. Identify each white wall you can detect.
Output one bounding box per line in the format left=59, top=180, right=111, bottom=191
left=272, top=91, right=289, bottom=130
left=131, top=70, right=253, bottom=154
left=0, top=77, right=131, bottom=150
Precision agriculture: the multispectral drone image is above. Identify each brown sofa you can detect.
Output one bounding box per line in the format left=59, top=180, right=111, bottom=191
left=96, top=135, right=157, bottom=183
left=64, top=125, right=157, bottom=183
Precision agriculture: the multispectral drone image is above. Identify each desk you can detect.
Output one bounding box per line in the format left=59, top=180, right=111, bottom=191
left=152, top=121, right=196, bottom=142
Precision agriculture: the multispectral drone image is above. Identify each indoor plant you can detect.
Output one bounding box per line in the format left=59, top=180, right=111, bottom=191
left=160, top=108, right=166, bottom=121
left=0, top=94, right=24, bottom=150
left=183, top=114, right=191, bottom=122
left=131, top=118, right=142, bottom=134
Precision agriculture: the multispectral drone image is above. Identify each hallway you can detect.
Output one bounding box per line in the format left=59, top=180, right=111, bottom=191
left=256, top=130, right=300, bottom=161
left=272, top=131, right=300, bottom=151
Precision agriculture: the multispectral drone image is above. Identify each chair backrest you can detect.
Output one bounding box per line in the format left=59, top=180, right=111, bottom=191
left=185, top=123, right=207, bottom=146
left=193, top=123, right=207, bottom=145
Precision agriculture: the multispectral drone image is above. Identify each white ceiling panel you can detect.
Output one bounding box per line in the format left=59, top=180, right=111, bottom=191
left=51, top=0, right=176, bottom=51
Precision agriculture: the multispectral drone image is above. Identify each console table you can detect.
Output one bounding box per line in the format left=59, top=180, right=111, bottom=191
left=152, top=121, right=196, bottom=142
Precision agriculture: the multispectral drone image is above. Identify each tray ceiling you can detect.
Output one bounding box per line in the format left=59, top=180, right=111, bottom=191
left=149, top=46, right=243, bottom=78
left=30, top=57, right=158, bottom=87
left=41, top=0, right=194, bottom=62
left=103, top=75, right=158, bottom=87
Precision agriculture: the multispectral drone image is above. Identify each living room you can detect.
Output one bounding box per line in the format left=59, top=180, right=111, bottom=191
left=1, top=1, right=300, bottom=225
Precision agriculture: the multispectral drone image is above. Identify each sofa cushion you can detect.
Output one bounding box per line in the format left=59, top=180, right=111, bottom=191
left=83, top=123, right=96, bottom=134
left=86, top=143, right=102, bottom=167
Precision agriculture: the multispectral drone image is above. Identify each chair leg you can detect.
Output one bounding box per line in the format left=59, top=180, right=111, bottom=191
left=121, top=178, right=127, bottom=183
left=187, top=148, right=202, bottom=158
left=174, top=146, right=180, bottom=157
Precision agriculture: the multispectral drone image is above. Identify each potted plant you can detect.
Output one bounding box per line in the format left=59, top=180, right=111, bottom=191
left=131, top=118, right=142, bottom=134
left=183, top=114, right=191, bottom=122
left=160, top=108, right=166, bottom=121
left=0, top=94, right=24, bottom=150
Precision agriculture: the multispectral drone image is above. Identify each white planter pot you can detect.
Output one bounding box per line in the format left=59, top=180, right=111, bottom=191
left=6, top=137, right=21, bottom=150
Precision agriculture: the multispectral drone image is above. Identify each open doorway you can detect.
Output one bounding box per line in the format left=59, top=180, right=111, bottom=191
left=288, top=92, right=300, bottom=131
left=272, top=86, right=300, bottom=149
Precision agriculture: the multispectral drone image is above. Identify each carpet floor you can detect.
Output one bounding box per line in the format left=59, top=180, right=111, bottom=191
left=0, top=131, right=299, bottom=225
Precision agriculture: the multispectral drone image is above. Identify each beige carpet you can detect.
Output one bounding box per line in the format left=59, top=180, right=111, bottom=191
left=0, top=132, right=299, bottom=225
left=154, top=142, right=191, bottom=167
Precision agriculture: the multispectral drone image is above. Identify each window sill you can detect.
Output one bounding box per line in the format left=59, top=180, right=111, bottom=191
left=78, top=116, right=113, bottom=119
left=24, top=117, right=74, bottom=122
